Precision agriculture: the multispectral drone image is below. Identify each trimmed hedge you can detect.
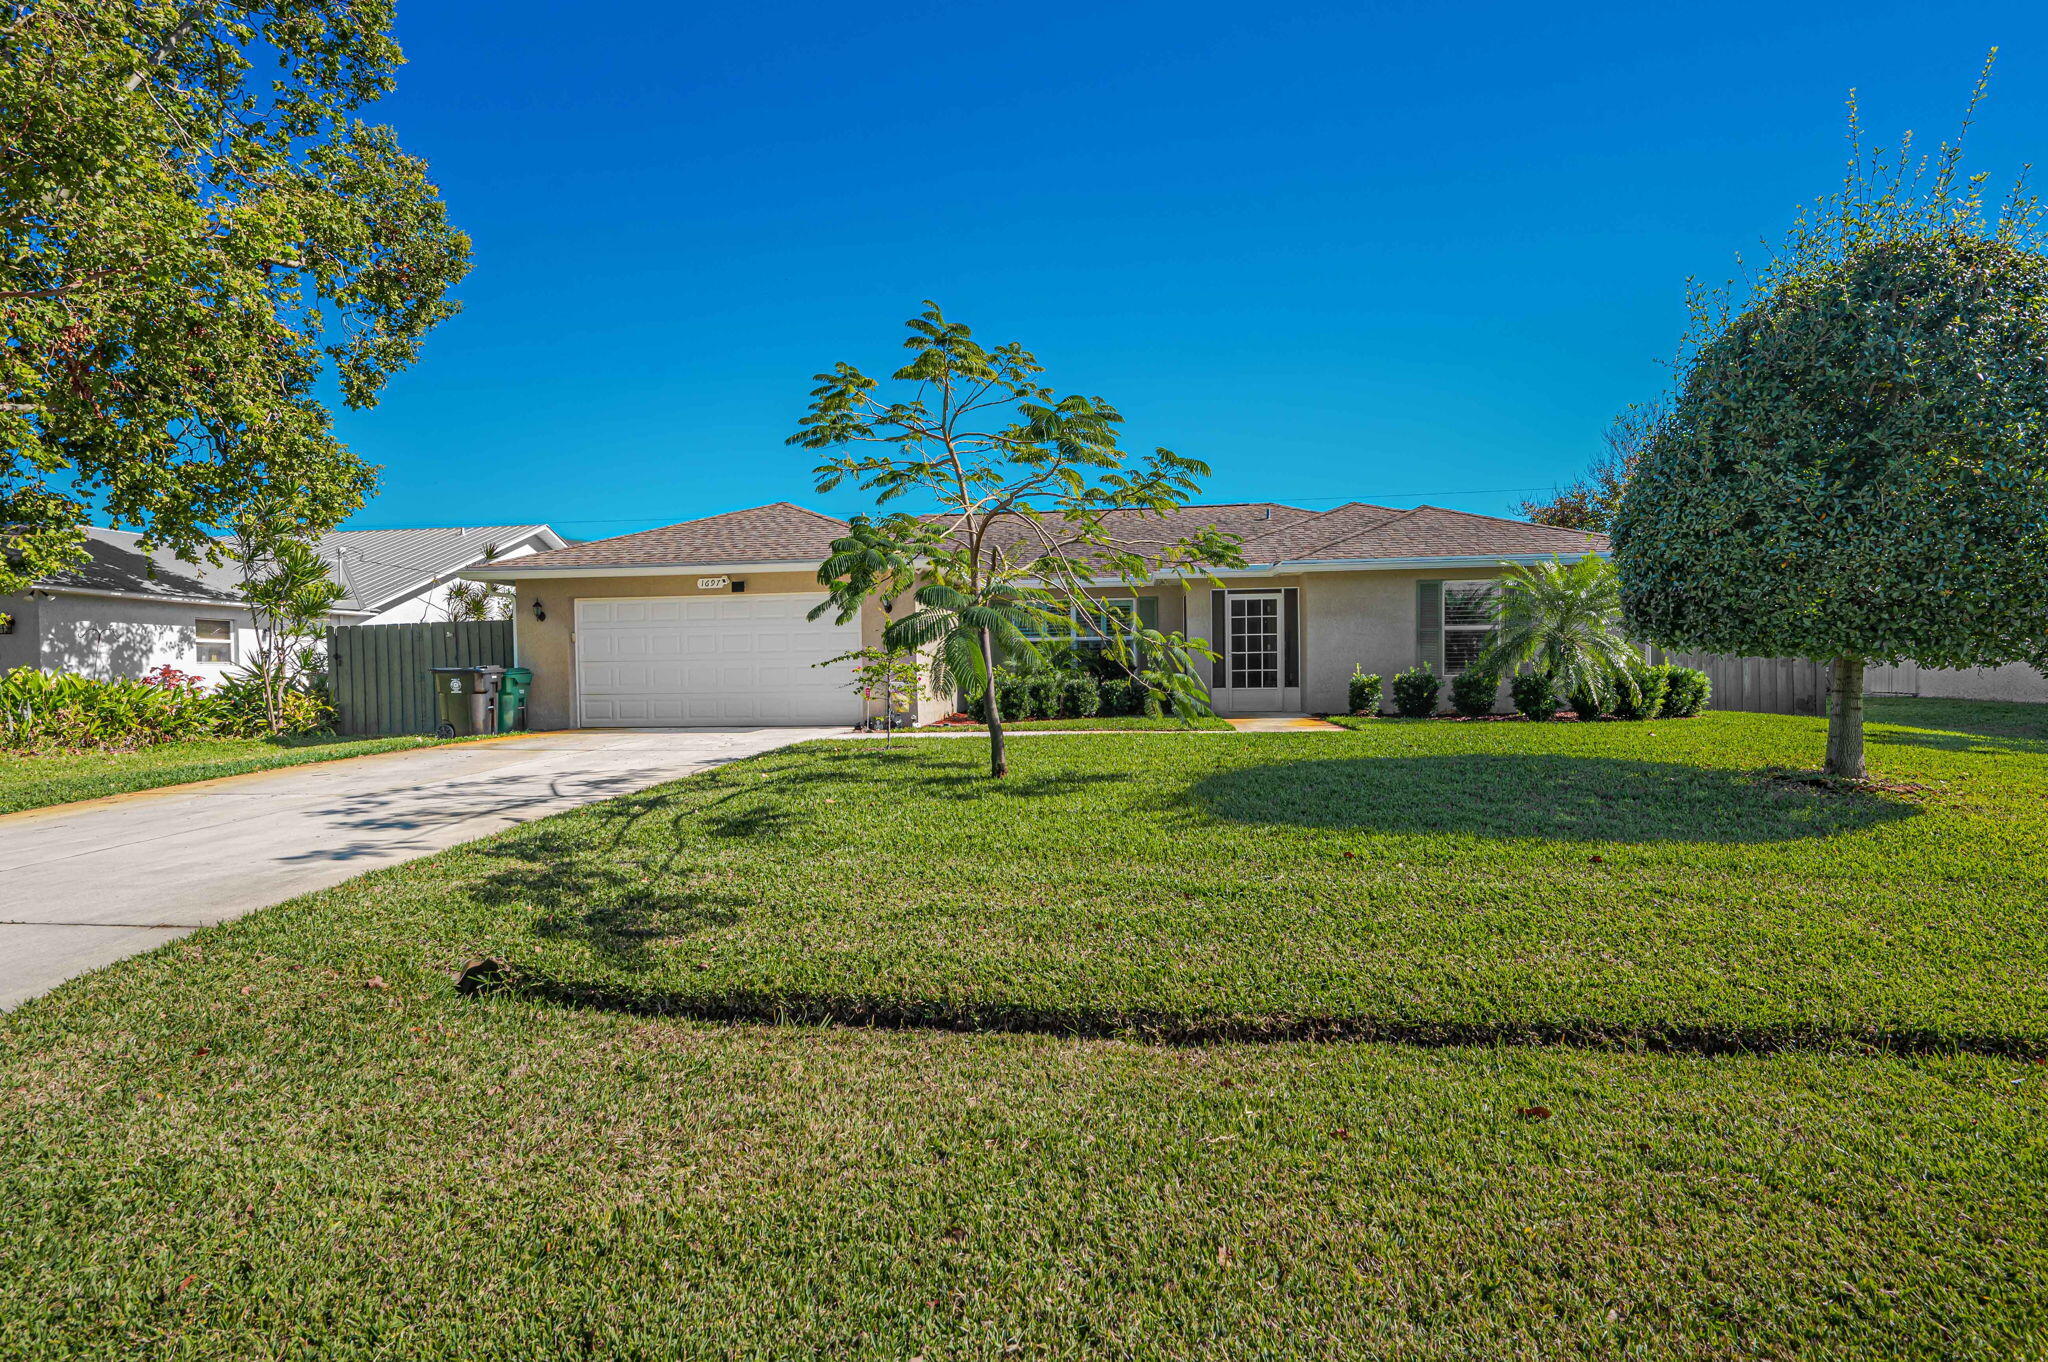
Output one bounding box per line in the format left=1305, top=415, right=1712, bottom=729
left=1611, top=664, right=1667, bottom=721
left=1509, top=671, right=1557, bottom=720
left=1448, top=668, right=1500, bottom=718
left=1390, top=665, right=1440, bottom=718
left=1348, top=668, right=1382, bottom=716
left=977, top=667, right=1150, bottom=723
left=1661, top=665, right=1712, bottom=717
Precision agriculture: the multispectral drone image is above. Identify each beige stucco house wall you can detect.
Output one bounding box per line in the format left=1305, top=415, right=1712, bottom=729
left=1076, top=564, right=1519, bottom=716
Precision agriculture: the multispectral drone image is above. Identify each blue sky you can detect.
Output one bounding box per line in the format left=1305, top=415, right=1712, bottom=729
left=335, top=0, right=2048, bottom=537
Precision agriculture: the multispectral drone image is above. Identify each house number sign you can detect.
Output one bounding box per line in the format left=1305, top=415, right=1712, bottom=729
left=697, top=576, right=730, bottom=590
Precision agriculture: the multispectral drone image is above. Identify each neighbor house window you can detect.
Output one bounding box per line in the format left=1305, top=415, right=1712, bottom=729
left=195, top=618, right=234, bottom=664
left=1441, top=581, right=1498, bottom=674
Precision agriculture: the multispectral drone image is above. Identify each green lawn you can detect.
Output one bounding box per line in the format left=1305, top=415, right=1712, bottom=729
left=0, top=733, right=454, bottom=815
left=916, top=714, right=1234, bottom=731
left=3, top=701, right=2046, bottom=1358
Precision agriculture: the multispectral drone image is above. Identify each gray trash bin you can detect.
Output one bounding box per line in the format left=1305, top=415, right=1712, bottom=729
left=428, top=666, right=507, bottom=738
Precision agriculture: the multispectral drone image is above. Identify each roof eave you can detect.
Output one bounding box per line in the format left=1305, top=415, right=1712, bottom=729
left=460, top=558, right=826, bottom=582
left=27, top=584, right=376, bottom=616
left=1140, top=549, right=1608, bottom=581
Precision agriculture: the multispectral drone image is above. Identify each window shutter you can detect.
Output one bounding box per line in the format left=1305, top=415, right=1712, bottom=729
left=1416, top=580, right=1444, bottom=673
left=1282, top=588, right=1300, bottom=688
left=1135, top=597, right=1159, bottom=671
left=1211, top=591, right=1227, bottom=689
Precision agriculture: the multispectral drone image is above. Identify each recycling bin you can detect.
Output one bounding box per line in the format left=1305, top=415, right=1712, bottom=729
left=496, top=667, right=533, bottom=733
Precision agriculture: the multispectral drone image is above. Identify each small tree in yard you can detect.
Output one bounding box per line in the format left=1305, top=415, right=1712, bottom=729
left=792, top=303, right=1244, bottom=777
left=232, top=521, right=344, bottom=734
left=1614, top=64, right=2048, bottom=779
left=817, top=645, right=925, bottom=738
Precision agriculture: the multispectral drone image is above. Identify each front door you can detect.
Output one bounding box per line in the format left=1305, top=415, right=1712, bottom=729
left=1223, top=591, right=1285, bottom=712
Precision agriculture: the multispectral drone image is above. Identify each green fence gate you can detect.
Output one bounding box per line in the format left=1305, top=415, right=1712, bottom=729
left=326, top=619, right=515, bottom=736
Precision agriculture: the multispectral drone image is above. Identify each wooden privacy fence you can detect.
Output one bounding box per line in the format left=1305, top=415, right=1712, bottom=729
left=1658, top=650, right=1829, bottom=717
left=326, top=620, right=514, bottom=736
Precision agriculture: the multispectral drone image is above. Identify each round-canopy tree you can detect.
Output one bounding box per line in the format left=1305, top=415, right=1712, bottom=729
left=2, top=1, right=470, bottom=616
left=1612, top=81, right=2048, bottom=778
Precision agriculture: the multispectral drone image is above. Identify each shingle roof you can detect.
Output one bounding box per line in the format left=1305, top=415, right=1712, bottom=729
left=956, top=501, right=1317, bottom=564
left=1297, top=505, right=1608, bottom=561
left=318, top=525, right=558, bottom=611
left=478, top=499, right=1606, bottom=576
left=25, top=525, right=560, bottom=613
left=486, top=503, right=853, bottom=570
left=1234, top=501, right=1407, bottom=560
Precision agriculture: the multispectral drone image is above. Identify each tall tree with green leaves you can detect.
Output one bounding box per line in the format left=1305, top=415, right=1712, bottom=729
left=792, top=303, right=1242, bottom=777
left=1, top=1, right=470, bottom=623
left=1613, top=62, right=2048, bottom=778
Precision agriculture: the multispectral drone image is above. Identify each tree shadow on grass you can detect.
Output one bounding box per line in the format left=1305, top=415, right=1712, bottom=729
left=467, top=825, right=748, bottom=970
left=1193, top=755, right=1920, bottom=844
left=1869, top=728, right=2048, bottom=758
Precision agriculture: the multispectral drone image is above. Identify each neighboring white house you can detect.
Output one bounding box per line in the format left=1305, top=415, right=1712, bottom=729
left=0, top=524, right=563, bottom=684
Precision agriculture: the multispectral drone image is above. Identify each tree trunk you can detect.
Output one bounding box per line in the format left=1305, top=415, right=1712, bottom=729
left=978, top=627, right=1008, bottom=778
left=1825, top=656, right=1866, bottom=780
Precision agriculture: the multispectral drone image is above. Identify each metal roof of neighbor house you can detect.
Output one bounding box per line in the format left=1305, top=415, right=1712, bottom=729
left=318, top=525, right=560, bottom=611
left=22, top=525, right=560, bottom=613
left=477, top=500, right=1607, bottom=576
left=29, top=529, right=252, bottom=606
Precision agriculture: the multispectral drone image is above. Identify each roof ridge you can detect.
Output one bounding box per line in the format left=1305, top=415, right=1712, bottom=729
left=1269, top=501, right=1433, bottom=561
left=1242, top=502, right=1409, bottom=562
left=566, top=502, right=828, bottom=549
left=325, top=523, right=549, bottom=537
left=1406, top=503, right=1591, bottom=533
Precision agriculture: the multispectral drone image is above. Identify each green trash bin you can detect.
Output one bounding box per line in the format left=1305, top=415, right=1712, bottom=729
left=429, top=666, right=498, bottom=738
left=496, top=667, right=533, bottom=733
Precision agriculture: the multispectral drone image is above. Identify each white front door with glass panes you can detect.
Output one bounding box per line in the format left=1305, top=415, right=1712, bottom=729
left=1441, top=580, right=1499, bottom=674
left=1223, top=590, right=1285, bottom=711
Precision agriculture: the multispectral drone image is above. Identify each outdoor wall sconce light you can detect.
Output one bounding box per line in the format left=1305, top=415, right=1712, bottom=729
left=531, top=597, right=546, bottom=622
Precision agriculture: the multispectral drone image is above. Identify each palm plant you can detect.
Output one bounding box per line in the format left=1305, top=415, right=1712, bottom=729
left=884, top=580, right=1046, bottom=736
left=811, top=521, right=1050, bottom=774
left=1479, top=556, right=1640, bottom=710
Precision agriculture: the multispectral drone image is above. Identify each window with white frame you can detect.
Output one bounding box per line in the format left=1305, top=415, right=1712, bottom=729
left=1017, top=598, right=1148, bottom=651
left=1441, top=580, right=1498, bottom=674
left=194, top=618, right=235, bottom=664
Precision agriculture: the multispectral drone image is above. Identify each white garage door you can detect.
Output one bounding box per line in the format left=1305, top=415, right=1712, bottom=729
left=576, top=594, right=864, bottom=727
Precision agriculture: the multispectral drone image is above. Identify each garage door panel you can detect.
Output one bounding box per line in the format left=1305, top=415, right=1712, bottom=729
left=576, top=593, right=862, bottom=728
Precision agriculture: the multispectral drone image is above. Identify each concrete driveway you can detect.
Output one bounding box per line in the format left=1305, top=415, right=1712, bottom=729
left=0, top=727, right=820, bottom=1009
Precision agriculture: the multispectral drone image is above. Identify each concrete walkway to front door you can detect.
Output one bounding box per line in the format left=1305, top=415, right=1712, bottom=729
left=1223, top=715, right=1347, bottom=733
left=0, top=727, right=819, bottom=1010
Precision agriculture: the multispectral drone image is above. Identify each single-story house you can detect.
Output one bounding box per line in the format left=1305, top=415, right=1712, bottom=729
left=0, top=524, right=564, bottom=683
left=462, top=500, right=1609, bottom=728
